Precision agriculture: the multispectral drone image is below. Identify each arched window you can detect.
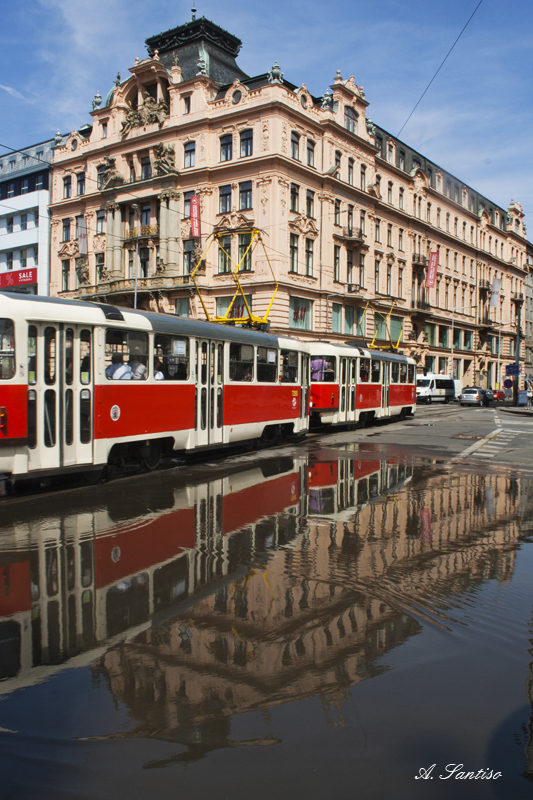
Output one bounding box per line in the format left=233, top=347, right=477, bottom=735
left=344, top=106, right=357, bottom=134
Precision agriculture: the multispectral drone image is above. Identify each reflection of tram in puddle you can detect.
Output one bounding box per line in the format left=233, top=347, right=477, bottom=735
left=307, top=457, right=413, bottom=521
left=0, top=457, right=305, bottom=687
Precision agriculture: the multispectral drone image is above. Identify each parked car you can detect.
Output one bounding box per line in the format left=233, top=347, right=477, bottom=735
left=460, top=387, right=490, bottom=407
left=492, top=389, right=505, bottom=401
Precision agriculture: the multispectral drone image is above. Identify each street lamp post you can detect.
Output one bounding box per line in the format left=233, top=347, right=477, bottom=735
left=131, top=204, right=140, bottom=310
left=495, top=319, right=513, bottom=392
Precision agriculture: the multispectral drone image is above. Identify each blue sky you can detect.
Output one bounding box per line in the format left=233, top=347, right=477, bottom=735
left=1, top=0, right=532, bottom=226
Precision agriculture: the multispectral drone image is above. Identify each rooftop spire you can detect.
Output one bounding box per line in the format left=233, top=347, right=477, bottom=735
left=192, top=5, right=196, bottom=20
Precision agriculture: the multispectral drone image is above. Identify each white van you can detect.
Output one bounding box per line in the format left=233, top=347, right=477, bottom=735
left=416, top=374, right=455, bottom=404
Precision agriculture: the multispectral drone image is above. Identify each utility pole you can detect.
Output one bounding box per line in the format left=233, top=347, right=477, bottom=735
left=513, top=302, right=522, bottom=406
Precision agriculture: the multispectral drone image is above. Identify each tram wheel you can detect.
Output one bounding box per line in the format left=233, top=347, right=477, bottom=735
left=142, top=440, right=162, bottom=471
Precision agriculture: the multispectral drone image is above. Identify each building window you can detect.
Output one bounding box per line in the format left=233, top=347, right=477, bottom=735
left=387, top=224, right=392, bottom=247
left=290, top=183, right=299, bottom=213
left=20, top=249, right=27, bottom=268
left=175, top=297, right=189, bottom=316
left=140, top=203, right=150, bottom=226
left=305, top=239, right=313, bottom=276
left=344, top=106, right=357, bottom=133
left=359, top=253, right=365, bottom=285
left=360, top=211, right=366, bottom=235
left=388, top=181, right=393, bottom=204
left=140, top=157, right=151, bottom=181
left=306, top=190, right=314, bottom=218
left=335, top=150, right=341, bottom=173
left=375, top=219, right=381, bottom=243
left=347, top=250, right=353, bottom=284
left=129, top=161, right=136, bottom=182
left=387, top=263, right=392, bottom=294
left=334, top=245, right=340, bottom=282
left=183, top=239, right=194, bottom=274
left=290, top=234, right=298, bottom=273
left=360, top=164, right=366, bottom=191
left=239, top=233, right=252, bottom=271
left=399, top=151, right=405, bottom=170
left=240, top=129, right=253, bottom=158
left=77, top=172, right=85, bottom=196
left=399, top=187, right=404, bottom=209
left=291, top=132, right=300, bottom=160
left=220, top=134, right=232, bottom=162
left=347, top=205, right=353, bottom=234
left=398, top=267, right=403, bottom=297
left=184, top=191, right=194, bottom=219
left=387, top=142, right=393, bottom=163
left=334, top=199, right=341, bottom=226
left=101, top=122, right=107, bottom=138
left=219, top=184, right=231, bottom=214
left=20, top=214, right=27, bottom=231
left=140, top=247, right=150, bottom=278
left=61, top=259, right=70, bottom=291
left=332, top=303, right=342, bottom=333
left=96, top=210, right=105, bottom=234
left=239, top=181, right=252, bottom=210
left=307, top=140, right=315, bottom=167
left=94, top=252, right=105, bottom=282
left=348, top=159, right=354, bottom=185
left=184, top=142, right=195, bottom=168
left=97, top=164, right=106, bottom=189
left=289, top=296, right=312, bottom=330
left=183, top=96, right=191, bottom=114
left=21, top=179, right=29, bottom=194
left=75, top=215, right=84, bottom=239
left=62, top=219, right=71, bottom=242
left=63, top=175, right=72, bottom=199
left=399, top=228, right=404, bottom=250
left=35, top=175, right=44, bottom=191
left=6, top=252, right=13, bottom=270
left=374, top=260, right=381, bottom=293
left=427, top=202, right=431, bottom=223
left=6, top=217, right=13, bottom=234
left=218, top=235, right=231, bottom=273
left=7, top=183, right=14, bottom=198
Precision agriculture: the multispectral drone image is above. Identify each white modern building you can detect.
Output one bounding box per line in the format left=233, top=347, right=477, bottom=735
left=0, top=137, right=58, bottom=296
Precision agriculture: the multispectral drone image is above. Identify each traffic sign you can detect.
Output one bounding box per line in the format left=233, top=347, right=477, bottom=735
left=505, top=363, right=520, bottom=376
left=504, top=379, right=513, bottom=388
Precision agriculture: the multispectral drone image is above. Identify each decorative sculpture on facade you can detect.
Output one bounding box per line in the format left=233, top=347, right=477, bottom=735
left=268, top=62, right=283, bottom=84
left=321, top=91, right=333, bottom=110
left=366, top=118, right=376, bottom=136
left=153, top=143, right=179, bottom=176
left=76, top=258, right=90, bottom=286
left=120, top=94, right=169, bottom=137
left=196, top=57, right=208, bottom=76
left=92, top=92, right=102, bottom=110
left=100, top=156, right=125, bottom=190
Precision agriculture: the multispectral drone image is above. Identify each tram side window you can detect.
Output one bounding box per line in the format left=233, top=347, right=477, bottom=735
left=28, top=325, right=37, bottom=385
left=65, top=329, right=74, bottom=385
left=229, top=343, right=254, bottom=381
left=391, top=362, right=400, bottom=382
left=400, top=363, right=407, bottom=383
left=408, top=364, right=415, bottom=383
left=311, top=355, right=336, bottom=381
left=371, top=359, right=381, bottom=383
left=257, top=347, right=278, bottom=382
left=281, top=349, right=298, bottom=383
left=359, top=358, right=370, bottom=382
left=44, top=327, right=56, bottom=385
left=0, top=319, right=15, bottom=380
left=153, top=335, right=189, bottom=380
left=105, top=329, right=148, bottom=380
left=80, top=330, right=91, bottom=384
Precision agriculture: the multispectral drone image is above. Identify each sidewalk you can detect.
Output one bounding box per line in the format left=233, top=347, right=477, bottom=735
left=497, top=404, right=533, bottom=418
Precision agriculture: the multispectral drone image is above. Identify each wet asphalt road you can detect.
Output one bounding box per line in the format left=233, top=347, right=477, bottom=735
left=0, top=404, right=533, bottom=800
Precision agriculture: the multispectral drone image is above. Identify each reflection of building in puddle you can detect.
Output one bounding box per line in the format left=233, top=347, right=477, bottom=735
left=88, top=468, right=531, bottom=760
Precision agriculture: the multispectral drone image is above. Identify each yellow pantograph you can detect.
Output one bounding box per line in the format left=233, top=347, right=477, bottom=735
left=189, top=229, right=278, bottom=327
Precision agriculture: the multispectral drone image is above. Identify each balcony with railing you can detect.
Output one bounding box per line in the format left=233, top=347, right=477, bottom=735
left=125, top=225, right=160, bottom=240
left=412, top=253, right=428, bottom=267
left=479, top=278, right=491, bottom=291
left=410, top=299, right=431, bottom=312
left=511, top=291, right=524, bottom=304
left=334, top=226, right=365, bottom=243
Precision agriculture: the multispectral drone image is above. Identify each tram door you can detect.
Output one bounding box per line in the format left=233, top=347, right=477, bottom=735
left=27, top=323, right=94, bottom=472
left=300, top=354, right=309, bottom=424
left=196, top=340, right=224, bottom=447
left=340, top=358, right=349, bottom=422
left=382, top=361, right=390, bottom=417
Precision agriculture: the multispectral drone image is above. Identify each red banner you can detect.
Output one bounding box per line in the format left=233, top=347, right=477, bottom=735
left=0, top=268, right=37, bottom=288
left=425, top=251, right=439, bottom=288
left=190, top=195, right=201, bottom=238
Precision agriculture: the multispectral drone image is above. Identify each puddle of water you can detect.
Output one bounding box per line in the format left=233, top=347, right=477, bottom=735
left=0, top=451, right=532, bottom=800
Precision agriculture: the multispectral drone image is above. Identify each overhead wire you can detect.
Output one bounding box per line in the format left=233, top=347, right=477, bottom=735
left=397, top=0, right=485, bottom=138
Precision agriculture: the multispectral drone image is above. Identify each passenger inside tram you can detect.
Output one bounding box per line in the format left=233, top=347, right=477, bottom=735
left=105, top=354, right=133, bottom=380
left=311, top=356, right=335, bottom=381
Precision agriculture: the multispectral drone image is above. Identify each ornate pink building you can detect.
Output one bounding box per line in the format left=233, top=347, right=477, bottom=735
left=49, top=14, right=530, bottom=388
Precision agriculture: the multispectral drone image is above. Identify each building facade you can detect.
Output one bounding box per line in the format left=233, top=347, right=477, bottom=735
left=48, top=15, right=531, bottom=389
left=0, top=139, right=56, bottom=296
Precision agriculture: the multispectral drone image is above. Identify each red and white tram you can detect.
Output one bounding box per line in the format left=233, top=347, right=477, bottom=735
left=0, top=293, right=416, bottom=481
left=309, top=342, right=416, bottom=427
left=0, top=293, right=309, bottom=479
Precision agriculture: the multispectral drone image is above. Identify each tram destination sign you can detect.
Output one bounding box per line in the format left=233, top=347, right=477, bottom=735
left=0, top=268, right=37, bottom=289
